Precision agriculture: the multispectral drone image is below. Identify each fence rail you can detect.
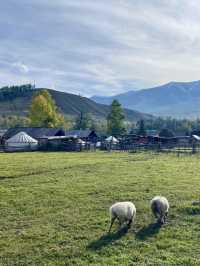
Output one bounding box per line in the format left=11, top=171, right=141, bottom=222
left=1, top=142, right=200, bottom=155
left=102, top=142, right=200, bottom=155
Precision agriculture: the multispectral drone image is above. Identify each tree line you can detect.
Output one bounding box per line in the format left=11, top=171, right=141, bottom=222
left=0, top=84, right=34, bottom=101
left=1, top=89, right=200, bottom=136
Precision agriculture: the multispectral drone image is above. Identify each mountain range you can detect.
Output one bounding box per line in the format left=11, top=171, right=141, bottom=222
left=0, top=85, right=152, bottom=122
left=91, top=80, right=200, bottom=118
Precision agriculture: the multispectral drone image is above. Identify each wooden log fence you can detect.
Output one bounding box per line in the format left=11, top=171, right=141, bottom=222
left=102, top=142, right=200, bottom=155
left=1, top=141, right=200, bottom=155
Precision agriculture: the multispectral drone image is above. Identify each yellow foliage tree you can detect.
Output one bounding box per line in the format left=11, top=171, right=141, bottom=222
left=29, top=90, right=65, bottom=127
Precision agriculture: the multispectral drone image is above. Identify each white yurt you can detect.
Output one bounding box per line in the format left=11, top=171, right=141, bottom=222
left=192, top=135, right=200, bottom=141
left=5, top=131, right=38, bottom=152
left=105, top=136, right=119, bottom=144
left=96, top=141, right=101, bottom=148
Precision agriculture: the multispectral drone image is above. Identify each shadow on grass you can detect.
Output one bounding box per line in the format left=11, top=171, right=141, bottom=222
left=182, top=206, right=200, bottom=216
left=136, top=222, right=162, bottom=241
left=0, top=170, right=48, bottom=180
left=88, top=227, right=129, bottom=250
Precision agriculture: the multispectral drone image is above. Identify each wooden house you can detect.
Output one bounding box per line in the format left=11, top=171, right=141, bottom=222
left=65, top=129, right=98, bottom=143
left=40, top=136, right=83, bottom=151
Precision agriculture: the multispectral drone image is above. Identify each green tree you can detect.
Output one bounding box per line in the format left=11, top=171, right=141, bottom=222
left=137, top=120, right=146, bottom=136
left=107, top=100, right=125, bottom=135
left=74, top=112, right=92, bottom=130
left=29, top=90, right=64, bottom=127
left=0, top=115, right=30, bottom=128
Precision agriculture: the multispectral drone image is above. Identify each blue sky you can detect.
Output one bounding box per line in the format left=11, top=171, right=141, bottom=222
left=1, top=0, right=200, bottom=96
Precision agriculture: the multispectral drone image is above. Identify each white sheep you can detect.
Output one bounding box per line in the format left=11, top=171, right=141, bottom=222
left=150, top=196, right=169, bottom=224
left=108, top=201, right=136, bottom=232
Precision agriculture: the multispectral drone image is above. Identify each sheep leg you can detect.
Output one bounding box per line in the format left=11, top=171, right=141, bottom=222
left=164, top=212, right=168, bottom=223
left=152, top=202, right=160, bottom=220
left=158, top=211, right=166, bottom=224
left=155, top=213, right=161, bottom=224
left=127, top=219, right=132, bottom=227
left=159, top=217, right=165, bottom=224
left=108, top=216, right=116, bottom=233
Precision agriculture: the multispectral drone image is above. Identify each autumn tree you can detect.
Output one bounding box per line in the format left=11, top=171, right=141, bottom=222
left=107, top=100, right=125, bottom=135
left=29, top=90, right=64, bottom=127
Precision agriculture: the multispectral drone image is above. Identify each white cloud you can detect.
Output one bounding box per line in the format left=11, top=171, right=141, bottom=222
left=12, top=62, right=29, bottom=73
left=1, top=0, right=200, bottom=96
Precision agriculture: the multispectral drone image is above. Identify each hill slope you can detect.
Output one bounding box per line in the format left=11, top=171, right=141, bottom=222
left=0, top=85, right=152, bottom=121
left=92, top=80, right=200, bottom=118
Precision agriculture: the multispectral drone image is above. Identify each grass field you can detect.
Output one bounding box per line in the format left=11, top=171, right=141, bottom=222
left=0, top=151, right=200, bottom=266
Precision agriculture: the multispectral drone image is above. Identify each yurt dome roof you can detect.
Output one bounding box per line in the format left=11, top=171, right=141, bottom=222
left=6, top=131, right=38, bottom=144
left=105, top=136, right=119, bottom=142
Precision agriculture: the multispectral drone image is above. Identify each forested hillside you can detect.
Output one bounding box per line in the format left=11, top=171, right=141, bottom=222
left=0, top=85, right=152, bottom=121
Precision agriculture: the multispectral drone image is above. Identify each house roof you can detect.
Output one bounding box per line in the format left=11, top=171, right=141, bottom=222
left=47, top=136, right=76, bottom=140
left=3, top=127, right=65, bottom=140
left=0, top=129, right=7, bottom=137
left=65, top=129, right=97, bottom=138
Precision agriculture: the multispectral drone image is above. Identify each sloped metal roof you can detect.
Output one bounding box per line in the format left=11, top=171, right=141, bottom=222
left=65, top=129, right=97, bottom=138
left=4, top=127, right=65, bottom=140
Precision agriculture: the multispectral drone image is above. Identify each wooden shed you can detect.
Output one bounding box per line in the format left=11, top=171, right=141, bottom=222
left=65, top=129, right=98, bottom=143
left=4, top=127, right=65, bottom=141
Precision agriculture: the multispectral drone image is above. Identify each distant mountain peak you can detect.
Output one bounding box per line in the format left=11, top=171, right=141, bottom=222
left=91, top=80, right=200, bottom=119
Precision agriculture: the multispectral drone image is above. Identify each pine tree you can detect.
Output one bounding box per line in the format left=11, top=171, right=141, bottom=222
left=74, top=112, right=92, bottom=130
left=107, top=100, right=125, bottom=136
left=137, top=120, right=146, bottom=136
left=159, top=128, right=174, bottom=138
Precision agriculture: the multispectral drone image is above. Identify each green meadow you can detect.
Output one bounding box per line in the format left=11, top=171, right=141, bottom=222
left=0, top=151, right=200, bottom=266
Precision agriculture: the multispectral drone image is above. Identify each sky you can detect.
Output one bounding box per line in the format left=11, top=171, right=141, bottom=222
left=1, top=0, right=200, bottom=96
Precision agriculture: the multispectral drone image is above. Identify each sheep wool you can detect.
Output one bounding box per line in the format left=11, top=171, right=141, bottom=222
left=151, top=196, right=169, bottom=224
left=109, top=201, right=136, bottom=232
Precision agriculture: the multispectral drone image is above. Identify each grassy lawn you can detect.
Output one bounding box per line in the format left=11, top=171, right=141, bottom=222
left=0, top=151, right=200, bottom=266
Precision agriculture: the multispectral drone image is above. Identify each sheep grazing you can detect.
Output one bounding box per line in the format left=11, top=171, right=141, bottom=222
left=108, top=201, right=136, bottom=232
left=151, top=196, right=169, bottom=224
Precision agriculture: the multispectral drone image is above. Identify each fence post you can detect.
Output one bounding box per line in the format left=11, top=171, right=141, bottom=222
left=157, top=143, right=161, bottom=152
left=192, top=143, right=196, bottom=154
